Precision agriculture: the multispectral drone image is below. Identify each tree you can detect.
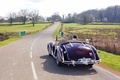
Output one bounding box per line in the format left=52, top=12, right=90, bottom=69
left=47, top=12, right=62, bottom=22
left=97, top=10, right=104, bottom=22
left=14, top=16, right=22, bottom=22
left=29, top=10, right=39, bottom=26
left=63, top=13, right=77, bottom=23
left=19, top=9, right=29, bottom=24
left=66, top=13, right=73, bottom=23
left=46, top=17, right=52, bottom=21
left=76, top=12, right=92, bottom=24
left=82, top=14, right=90, bottom=24
left=7, top=12, right=16, bottom=26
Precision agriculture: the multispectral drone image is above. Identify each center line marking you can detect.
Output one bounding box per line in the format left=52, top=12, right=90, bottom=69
left=30, top=51, right=32, bottom=58
left=31, top=46, right=33, bottom=51
left=30, top=37, right=39, bottom=80
left=31, top=62, right=38, bottom=80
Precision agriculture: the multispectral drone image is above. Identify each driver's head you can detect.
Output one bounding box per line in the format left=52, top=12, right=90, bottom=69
left=73, top=35, right=77, bottom=39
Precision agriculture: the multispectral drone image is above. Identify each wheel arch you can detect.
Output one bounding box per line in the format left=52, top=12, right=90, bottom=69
left=56, top=46, right=64, bottom=62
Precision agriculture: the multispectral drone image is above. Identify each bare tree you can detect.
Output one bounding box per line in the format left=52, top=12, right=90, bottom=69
left=29, top=10, right=39, bottom=26
left=7, top=12, right=16, bottom=26
left=19, top=9, right=29, bottom=24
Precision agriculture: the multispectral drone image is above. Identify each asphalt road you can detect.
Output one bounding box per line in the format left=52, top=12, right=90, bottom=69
left=0, top=22, right=120, bottom=80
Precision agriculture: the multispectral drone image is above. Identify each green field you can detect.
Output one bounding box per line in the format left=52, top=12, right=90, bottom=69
left=63, top=23, right=120, bottom=28
left=63, top=23, right=120, bottom=32
left=53, top=23, right=120, bottom=72
left=0, top=23, right=52, bottom=47
left=0, top=23, right=51, bottom=33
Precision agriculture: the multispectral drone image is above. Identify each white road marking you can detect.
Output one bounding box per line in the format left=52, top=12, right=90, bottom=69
left=30, top=51, right=32, bottom=58
left=30, top=38, right=39, bottom=58
left=31, top=46, right=33, bottom=51
left=31, top=38, right=39, bottom=51
left=32, top=38, right=38, bottom=46
left=30, top=37, right=39, bottom=80
left=31, top=62, right=38, bottom=80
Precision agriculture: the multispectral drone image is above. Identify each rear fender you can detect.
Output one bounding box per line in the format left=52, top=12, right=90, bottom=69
left=48, top=42, right=53, bottom=51
left=91, top=46, right=100, bottom=60
left=47, top=42, right=54, bottom=53
left=57, top=46, right=64, bottom=62
left=85, top=44, right=100, bottom=60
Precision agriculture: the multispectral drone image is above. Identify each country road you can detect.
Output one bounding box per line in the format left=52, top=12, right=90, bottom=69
left=0, top=22, right=120, bottom=80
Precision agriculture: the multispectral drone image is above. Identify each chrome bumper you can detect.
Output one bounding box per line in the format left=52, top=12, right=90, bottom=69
left=62, top=58, right=101, bottom=66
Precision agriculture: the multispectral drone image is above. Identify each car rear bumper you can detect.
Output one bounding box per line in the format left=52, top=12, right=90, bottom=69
left=62, top=58, right=101, bottom=66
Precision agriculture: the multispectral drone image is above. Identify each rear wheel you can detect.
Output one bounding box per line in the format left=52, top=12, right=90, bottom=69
left=56, top=54, right=62, bottom=66
left=47, top=45, right=52, bottom=56
left=49, top=52, right=52, bottom=56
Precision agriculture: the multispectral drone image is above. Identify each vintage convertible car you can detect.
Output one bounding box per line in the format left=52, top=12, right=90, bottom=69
left=47, top=39, right=101, bottom=67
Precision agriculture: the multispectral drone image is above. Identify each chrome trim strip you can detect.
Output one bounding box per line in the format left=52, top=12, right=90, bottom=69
left=62, top=58, right=101, bottom=65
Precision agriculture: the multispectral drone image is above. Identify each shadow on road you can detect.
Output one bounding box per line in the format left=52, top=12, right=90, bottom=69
left=40, top=55, right=97, bottom=76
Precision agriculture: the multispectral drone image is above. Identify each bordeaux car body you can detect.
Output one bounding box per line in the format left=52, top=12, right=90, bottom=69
left=47, top=39, right=101, bottom=67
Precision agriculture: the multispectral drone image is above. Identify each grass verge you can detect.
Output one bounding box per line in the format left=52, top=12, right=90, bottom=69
left=0, top=23, right=52, bottom=47
left=0, top=36, right=20, bottom=47
left=98, top=50, right=120, bottom=72
left=52, top=24, right=61, bottom=38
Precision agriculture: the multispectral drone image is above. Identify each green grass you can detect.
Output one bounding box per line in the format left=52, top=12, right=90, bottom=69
left=0, top=24, right=50, bottom=33
left=89, top=22, right=120, bottom=25
left=0, top=36, right=20, bottom=47
left=52, top=25, right=61, bottom=38
left=0, top=23, right=52, bottom=47
left=63, top=23, right=120, bottom=29
left=98, top=50, right=120, bottom=72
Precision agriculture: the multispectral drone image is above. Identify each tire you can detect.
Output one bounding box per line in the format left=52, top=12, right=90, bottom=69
left=47, top=45, right=52, bottom=56
left=56, top=54, right=62, bottom=66
left=49, top=53, right=52, bottom=56
left=48, top=49, right=52, bottom=56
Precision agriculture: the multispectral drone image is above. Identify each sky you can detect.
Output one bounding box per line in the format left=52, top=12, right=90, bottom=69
left=0, top=0, right=120, bottom=17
